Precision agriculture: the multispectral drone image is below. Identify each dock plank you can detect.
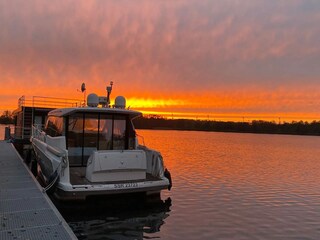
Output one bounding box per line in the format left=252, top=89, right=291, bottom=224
left=0, top=141, right=76, bottom=239
left=0, top=188, right=42, bottom=200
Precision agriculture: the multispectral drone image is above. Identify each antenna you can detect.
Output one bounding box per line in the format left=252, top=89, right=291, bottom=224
left=81, top=82, right=86, bottom=106
left=106, top=81, right=113, bottom=108
left=81, top=83, right=86, bottom=92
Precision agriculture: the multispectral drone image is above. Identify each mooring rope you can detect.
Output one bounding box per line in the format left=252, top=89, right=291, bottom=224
left=42, top=156, right=67, bottom=193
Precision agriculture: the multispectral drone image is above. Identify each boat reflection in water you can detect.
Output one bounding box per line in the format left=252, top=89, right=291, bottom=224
left=52, top=194, right=172, bottom=239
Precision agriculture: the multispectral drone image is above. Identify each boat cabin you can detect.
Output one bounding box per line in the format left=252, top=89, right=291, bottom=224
left=44, top=108, right=140, bottom=167
left=29, top=85, right=172, bottom=200
left=14, top=106, right=52, bottom=140
left=13, top=96, right=83, bottom=141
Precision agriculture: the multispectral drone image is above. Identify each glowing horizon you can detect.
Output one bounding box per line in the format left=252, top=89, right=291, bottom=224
left=3, top=91, right=320, bottom=123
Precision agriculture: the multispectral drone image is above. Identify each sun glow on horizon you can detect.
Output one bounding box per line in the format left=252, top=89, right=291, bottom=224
left=2, top=92, right=320, bottom=123
left=126, top=97, right=186, bottom=109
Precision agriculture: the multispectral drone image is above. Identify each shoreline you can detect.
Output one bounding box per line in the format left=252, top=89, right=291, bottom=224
left=133, top=117, right=320, bottom=137
left=2, top=117, right=320, bottom=138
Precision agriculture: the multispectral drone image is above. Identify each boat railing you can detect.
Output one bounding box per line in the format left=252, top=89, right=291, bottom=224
left=136, top=133, right=145, bottom=147
left=32, top=124, right=45, bottom=141
left=18, top=95, right=84, bottom=109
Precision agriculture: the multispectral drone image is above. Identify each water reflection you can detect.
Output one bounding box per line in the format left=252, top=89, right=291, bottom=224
left=42, top=130, right=320, bottom=239
left=139, top=130, right=320, bottom=239
left=0, top=124, right=13, bottom=140
left=52, top=195, right=171, bottom=239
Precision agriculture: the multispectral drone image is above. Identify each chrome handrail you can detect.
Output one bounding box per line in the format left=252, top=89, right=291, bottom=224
left=32, top=124, right=43, bottom=139
left=17, top=95, right=84, bottom=109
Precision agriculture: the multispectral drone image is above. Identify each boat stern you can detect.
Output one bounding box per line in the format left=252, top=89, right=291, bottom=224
left=85, top=150, right=147, bottom=182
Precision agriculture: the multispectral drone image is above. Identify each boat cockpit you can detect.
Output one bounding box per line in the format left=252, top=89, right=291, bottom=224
left=45, top=112, right=137, bottom=167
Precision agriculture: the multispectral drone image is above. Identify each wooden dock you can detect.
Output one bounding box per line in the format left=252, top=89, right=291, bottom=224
left=0, top=141, right=77, bottom=239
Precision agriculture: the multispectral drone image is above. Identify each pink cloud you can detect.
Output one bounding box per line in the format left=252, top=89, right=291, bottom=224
left=1, top=0, right=320, bottom=118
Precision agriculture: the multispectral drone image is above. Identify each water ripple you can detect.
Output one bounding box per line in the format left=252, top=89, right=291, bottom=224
left=63, top=130, right=320, bottom=239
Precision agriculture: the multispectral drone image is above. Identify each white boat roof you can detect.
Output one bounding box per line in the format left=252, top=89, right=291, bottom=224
left=48, top=107, right=142, bottom=118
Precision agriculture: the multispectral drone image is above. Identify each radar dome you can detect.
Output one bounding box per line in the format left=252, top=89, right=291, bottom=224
left=114, top=96, right=126, bottom=109
left=87, top=93, right=99, bottom=107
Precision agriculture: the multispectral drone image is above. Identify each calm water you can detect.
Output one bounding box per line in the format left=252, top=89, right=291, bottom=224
left=0, top=124, right=13, bottom=140
left=62, top=130, right=320, bottom=239
left=3, top=124, right=320, bottom=239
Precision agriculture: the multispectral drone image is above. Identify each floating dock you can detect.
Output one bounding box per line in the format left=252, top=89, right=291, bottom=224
left=0, top=141, right=77, bottom=239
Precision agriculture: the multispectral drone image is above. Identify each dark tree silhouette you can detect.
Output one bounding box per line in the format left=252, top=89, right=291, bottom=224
left=133, top=116, right=320, bottom=136
left=0, top=111, right=14, bottom=124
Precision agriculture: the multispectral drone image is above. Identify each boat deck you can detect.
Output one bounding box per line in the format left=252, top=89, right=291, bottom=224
left=70, top=167, right=162, bottom=185
left=0, top=141, right=76, bottom=240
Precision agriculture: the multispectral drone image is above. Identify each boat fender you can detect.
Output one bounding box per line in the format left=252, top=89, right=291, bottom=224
left=164, top=168, right=172, bottom=190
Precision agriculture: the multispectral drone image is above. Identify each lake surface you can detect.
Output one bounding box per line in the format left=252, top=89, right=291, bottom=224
left=61, top=130, right=320, bottom=239
left=0, top=124, right=13, bottom=140
left=2, top=124, right=320, bottom=239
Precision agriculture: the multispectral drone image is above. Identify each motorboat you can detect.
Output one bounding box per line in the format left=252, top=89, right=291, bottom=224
left=30, top=83, right=172, bottom=200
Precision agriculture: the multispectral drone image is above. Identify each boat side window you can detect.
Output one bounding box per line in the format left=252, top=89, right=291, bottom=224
left=99, top=115, right=113, bottom=150
left=128, top=120, right=136, bottom=149
left=67, top=114, right=84, bottom=166
left=45, top=116, right=64, bottom=137
left=113, top=116, right=126, bottom=150
left=83, top=114, right=99, bottom=165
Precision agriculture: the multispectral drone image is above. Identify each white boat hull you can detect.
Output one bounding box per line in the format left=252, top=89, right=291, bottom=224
left=54, top=177, right=170, bottom=201
left=31, top=134, right=171, bottom=201
left=31, top=137, right=61, bottom=184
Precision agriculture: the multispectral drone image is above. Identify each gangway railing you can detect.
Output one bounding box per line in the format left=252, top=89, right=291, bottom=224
left=18, top=96, right=84, bottom=109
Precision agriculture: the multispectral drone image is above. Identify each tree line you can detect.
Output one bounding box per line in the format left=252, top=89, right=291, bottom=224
left=2, top=111, right=320, bottom=136
left=133, top=115, right=320, bottom=136
left=0, top=111, right=14, bottom=124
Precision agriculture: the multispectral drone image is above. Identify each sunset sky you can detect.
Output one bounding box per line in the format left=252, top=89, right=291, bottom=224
left=1, top=0, right=320, bottom=121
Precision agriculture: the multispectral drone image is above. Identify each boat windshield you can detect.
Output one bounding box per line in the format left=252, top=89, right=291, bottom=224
left=67, top=113, right=135, bottom=167
left=45, top=116, right=64, bottom=137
